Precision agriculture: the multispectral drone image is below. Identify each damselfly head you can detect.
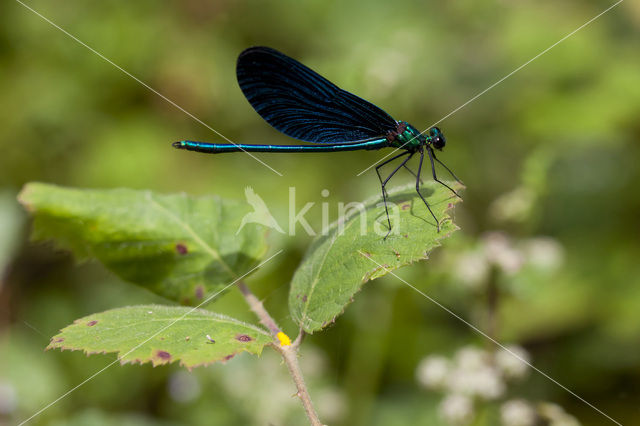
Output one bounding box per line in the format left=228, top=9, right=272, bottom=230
left=428, top=127, right=446, bottom=150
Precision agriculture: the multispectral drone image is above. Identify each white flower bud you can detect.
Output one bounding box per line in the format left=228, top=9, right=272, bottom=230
left=454, top=250, right=490, bottom=289
left=416, top=355, right=451, bottom=389
left=495, top=345, right=530, bottom=380
left=524, top=237, right=564, bottom=271
left=538, top=402, right=581, bottom=426
left=440, top=346, right=508, bottom=399
left=483, top=232, right=524, bottom=275
left=500, top=399, right=536, bottom=426
left=472, top=366, right=506, bottom=399
left=455, top=346, right=489, bottom=371
left=439, top=394, right=474, bottom=425
left=447, top=350, right=505, bottom=400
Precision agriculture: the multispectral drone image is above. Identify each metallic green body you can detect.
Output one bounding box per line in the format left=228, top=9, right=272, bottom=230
left=389, top=121, right=429, bottom=151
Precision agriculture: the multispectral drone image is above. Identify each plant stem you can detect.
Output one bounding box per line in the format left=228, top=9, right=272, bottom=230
left=236, top=281, right=281, bottom=335
left=235, top=281, right=322, bottom=426
left=278, top=344, right=323, bottom=426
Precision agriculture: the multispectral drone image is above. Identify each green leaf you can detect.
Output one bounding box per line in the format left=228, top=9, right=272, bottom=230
left=18, top=183, right=268, bottom=304
left=47, top=305, right=272, bottom=369
left=289, top=181, right=463, bottom=333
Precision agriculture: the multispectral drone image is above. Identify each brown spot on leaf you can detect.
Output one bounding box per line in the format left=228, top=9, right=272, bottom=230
left=195, top=285, right=204, bottom=300
left=87, top=320, right=98, bottom=327
left=361, top=251, right=372, bottom=258
left=176, top=243, right=188, bottom=255
left=393, top=249, right=401, bottom=259
left=155, top=350, right=171, bottom=361
left=401, top=203, right=410, bottom=210
left=235, top=334, right=253, bottom=342
left=403, top=234, right=408, bottom=238
left=302, top=295, right=308, bottom=302
left=223, top=353, right=235, bottom=361
left=54, top=337, right=64, bottom=343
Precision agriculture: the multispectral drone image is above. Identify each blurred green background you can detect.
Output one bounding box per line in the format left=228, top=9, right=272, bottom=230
left=1, top=0, right=639, bottom=425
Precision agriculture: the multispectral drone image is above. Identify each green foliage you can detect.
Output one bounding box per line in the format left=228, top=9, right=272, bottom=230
left=290, top=182, right=463, bottom=333
left=47, top=305, right=272, bottom=369
left=18, top=183, right=268, bottom=304
left=20, top=181, right=461, bottom=373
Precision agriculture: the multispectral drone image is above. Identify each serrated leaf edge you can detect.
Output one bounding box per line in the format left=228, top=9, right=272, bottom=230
left=46, top=305, right=272, bottom=370
left=299, top=189, right=462, bottom=333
